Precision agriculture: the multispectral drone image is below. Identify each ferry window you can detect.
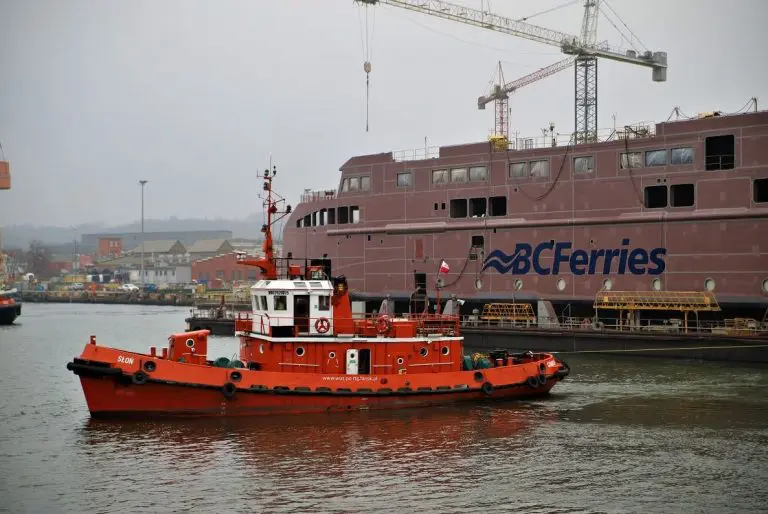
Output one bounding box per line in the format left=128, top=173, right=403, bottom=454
left=341, top=178, right=349, bottom=192
left=573, top=156, right=594, bottom=174
left=433, top=203, right=438, bottom=210
left=450, top=168, right=467, bottom=183
left=620, top=151, right=642, bottom=169
left=450, top=198, right=467, bottom=218
left=469, top=197, right=487, bottom=217
left=432, top=169, right=448, bottom=184
left=348, top=177, right=360, bottom=191
left=472, top=235, right=484, bottom=247
left=338, top=206, right=349, bottom=224
left=311, top=211, right=317, bottom=226
left=441, top=202, right=446, bottom=210
left=509, top=162, right=526, bottom=178
left=260, top=296, right=268, bottom=310
left=670, top=184, right=694, bottom=207
left=397, top=172, right=412, bottom=187
left=318, top=295, right=330, bottom=311
left=489, top=196, right=507, bottom=216
left=360, top=176, right=371, bottom=191
left=296, top=219, right=302, bottom=228
left=671, top=147, right=694, bottom=165
left=644, top=185, right=668, bottom=208
left=327, top=208, right=336, bottom=224
left=645, top=150, right=667, bottom=167
left=754, top=178, right=768, bottom=203
left=469, top=166, right=488, bottom=181
left=350, top=206, right=360, bottom=223
left=705, top=135, right=735, bottom=170
left=273, top=295, right=287, bottom=311
left=530, top=160, right=549, bottom=178
left=319, top=209, right=326, bottom=226
left=303, top=214, right=311, bottom=227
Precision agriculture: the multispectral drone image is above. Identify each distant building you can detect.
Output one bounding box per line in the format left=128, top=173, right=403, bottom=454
left=125, top=240, right=187, bottom=256
left=81, top=230, right=233, bottom=252
left=187, top=239, right=235, bottom=261
left=192, top=253, right=258, bottom=288
left=130, top=265, right=192, bottom=287
left=97, top=237, right=123, bottom=258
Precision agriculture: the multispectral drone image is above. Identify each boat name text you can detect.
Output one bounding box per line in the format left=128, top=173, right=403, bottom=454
left=117, top=355, right=135, bottom=365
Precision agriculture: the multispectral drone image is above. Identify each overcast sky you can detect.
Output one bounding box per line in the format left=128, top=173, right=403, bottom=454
left=1, top=0, right=766, bottom=227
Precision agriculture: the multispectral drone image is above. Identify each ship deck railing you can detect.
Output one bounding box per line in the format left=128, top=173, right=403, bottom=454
left=300, top=189, right=337, bottom=203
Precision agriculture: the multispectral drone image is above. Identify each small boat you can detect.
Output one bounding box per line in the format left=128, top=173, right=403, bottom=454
left=66, top=166, right=569, bottom=418
left=0, top=289, right=21, bottom=325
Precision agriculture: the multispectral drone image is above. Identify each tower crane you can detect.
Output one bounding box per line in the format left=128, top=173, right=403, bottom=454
left=355, top=0, right=667, bottom=144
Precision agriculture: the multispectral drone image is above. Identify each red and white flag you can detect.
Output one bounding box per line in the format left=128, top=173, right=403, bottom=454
left=439, top=260, right=450, bottom=274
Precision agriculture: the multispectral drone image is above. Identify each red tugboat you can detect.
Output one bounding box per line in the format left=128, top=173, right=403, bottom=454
left=66, top=166, right=569, bottom=418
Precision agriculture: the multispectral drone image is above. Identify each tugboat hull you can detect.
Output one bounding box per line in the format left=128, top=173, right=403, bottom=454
left=0, top=304, right=20, bottom=325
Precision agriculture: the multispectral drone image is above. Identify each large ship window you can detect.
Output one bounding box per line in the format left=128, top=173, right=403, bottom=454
left=312, top=212, right=317, bottom=226
left=318, top=295, right=330, bottom=311
left=450, top=168, right=467, bottom=183
left=620, top=151, right=642, bottom=169
left=397, top=172, right=412, bottom=187
left=670, top=184, right=694, bottom=207
left=296, top=219, right=303, bottom=228
left=319, top=209, right=326, bottom=226
left=705, top=135, right=735, bottom=170
left=273, top=295, right=287, bottom=311
left=450, top=198, right=467, bottom=218
left=327, top=208, right=336, bottom=224
left=348, top=177, right=360, bottom=191
left=645, top=150, right=667, bottom=167
left=755, top=178, right=768, bottom=203
left=671, top=147, right=694, bottom=165
left=644, top=185, right=668, bottom=208
left=573, top=156, right=594, bottom=174
left=350, top=206, right=360, bottom=224
left=303, top=214, right=311, bottom=227
left=472, top=235, right=484, bottom=248
left=338, top=206, right=349, bottom=224
left=341, top=178, right=349, bottom=192
left=360, top=176, right=371, bottom=191
left=509, top=162, right=526, bottom=178
left=469, top=197, right=487, bottom=217
left=530, top=160, right=549, bottom=178
left=489, top=196, right=507, bottom=216
left=469, top=166, right=488, bottom=181
left=432, top=169, right=448, bottom=184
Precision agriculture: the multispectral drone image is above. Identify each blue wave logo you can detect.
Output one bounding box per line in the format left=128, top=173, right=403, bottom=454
left=482, top=249, right=522, bottom=274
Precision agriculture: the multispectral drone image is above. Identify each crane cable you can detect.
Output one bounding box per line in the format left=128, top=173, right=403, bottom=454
left=358, top=3, right=376, bottom=132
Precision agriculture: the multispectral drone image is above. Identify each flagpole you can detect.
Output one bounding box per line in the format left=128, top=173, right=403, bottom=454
left=435, top=260, right=441, bottom=315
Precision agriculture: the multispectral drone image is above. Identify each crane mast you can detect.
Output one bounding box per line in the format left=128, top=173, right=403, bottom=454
left=356, top=0, right=667, bottom=144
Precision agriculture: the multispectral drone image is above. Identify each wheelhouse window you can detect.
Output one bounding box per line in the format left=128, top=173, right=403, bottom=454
left=644, top=185, right=668, bottom=208
left=260, top=296, right=268, bottom=310
left=273, top=295, right=287, bottom=311
left=319, top=209, right=326, bottom=226
left=450, top=198, right=467, bottom=218
left=348, top=177, right=360, bottom=191
left=318, top=295, right=330, bottom=311
left=705, top=134, right=735, bottom=170
left=397, top=172, right=412, bottom=187
left=341, top=178, right=349, bottom=192
left=670, top=183, right=694, bottom=207
left=645, top=150, right=667, bottom=167
left=530, top=160, right=549, bottom=178
left=469, top=166, right=488, bottom=181
left=489, top=196, right=507, bottom=216
left=671, top=147, right=694, bottom=165
left=360, top=176, right=371, bottom=191
left=303, top=214, right=311, bottom=227
left=573, top=156, right=594, bottom=174
left=509, top=162, right=526, bottom=178
left=469, top=197, right=487, bottom=217
left=450, top=168, right=467, bottom=183
left=338, top=206, right=349, bottom=224
left=432, top=169, right=448, bottom=184
left=311, top=212, right=317, bottom=226
left=327, top=208, right=336, bottom=224
left=620, top=152, right=642, bottom=169
left=350, top=206, right=360, bottom=224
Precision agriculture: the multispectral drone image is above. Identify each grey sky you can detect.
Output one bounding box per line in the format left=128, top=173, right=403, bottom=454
left=1, top=0, right=766, bottom=227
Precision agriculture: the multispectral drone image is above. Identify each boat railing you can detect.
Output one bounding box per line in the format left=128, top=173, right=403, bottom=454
left=392, top=146, right=440, bottom=162
left=300, top=189, right=337, bottom=203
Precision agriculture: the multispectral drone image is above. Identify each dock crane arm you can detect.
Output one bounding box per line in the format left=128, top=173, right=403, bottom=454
left=478, top=57, right=576, bottom=109
left=356, top=0, right=667, bottom=79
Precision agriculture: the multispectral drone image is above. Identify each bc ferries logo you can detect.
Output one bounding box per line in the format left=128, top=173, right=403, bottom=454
left=482, top=239, right=667, bottom=276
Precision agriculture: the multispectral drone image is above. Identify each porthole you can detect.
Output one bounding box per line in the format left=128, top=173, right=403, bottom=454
left=441, top=346, right=450, bottom=356
left=763, top=279, right=768, bottom=294
left=556, top=278, right=566, bottom=291
left=329, top=351, right=336, bottom=359
left=475, top=278, right=483, bottom=290
left=397, top=357, right=404, bottom=365
left=602, top=278, right=613, bottom=291
left=705, top=278, right=716, bottom=291
left=185, top=338, right=195, bottom=348
left=514, top=279, right=523, bottom=291
left=259, top=343, right=265, bottom=354
left=652, top=277, right=662, bottom=291
left=296, top=347, right=305, bottom=357
left=419, top=347, right=428, bottom=357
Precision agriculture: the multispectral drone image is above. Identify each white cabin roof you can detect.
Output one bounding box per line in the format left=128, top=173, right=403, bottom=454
left=251, top=279, right=333, bottom=292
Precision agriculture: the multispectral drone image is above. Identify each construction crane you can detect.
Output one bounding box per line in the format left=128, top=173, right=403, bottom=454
left=355, top=0, right=667, bottom=144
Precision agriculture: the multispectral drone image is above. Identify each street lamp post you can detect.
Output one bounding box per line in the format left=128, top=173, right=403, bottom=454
left=139, top=180, right=148, bottom=290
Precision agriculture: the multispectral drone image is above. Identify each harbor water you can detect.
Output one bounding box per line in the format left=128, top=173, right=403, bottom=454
left=1, top=304, right=767, bottom=513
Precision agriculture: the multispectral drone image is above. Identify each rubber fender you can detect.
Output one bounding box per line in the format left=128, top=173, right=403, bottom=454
left=481, top=382, right=494, bottom=395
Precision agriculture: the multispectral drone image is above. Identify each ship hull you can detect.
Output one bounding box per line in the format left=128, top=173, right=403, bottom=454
left=0, top=304, right=20, bottom=325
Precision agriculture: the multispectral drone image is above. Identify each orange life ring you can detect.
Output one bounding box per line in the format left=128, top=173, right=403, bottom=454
left=376, top=315, right=392, bottom=334
left=315, top=317, right=330, bottom=334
